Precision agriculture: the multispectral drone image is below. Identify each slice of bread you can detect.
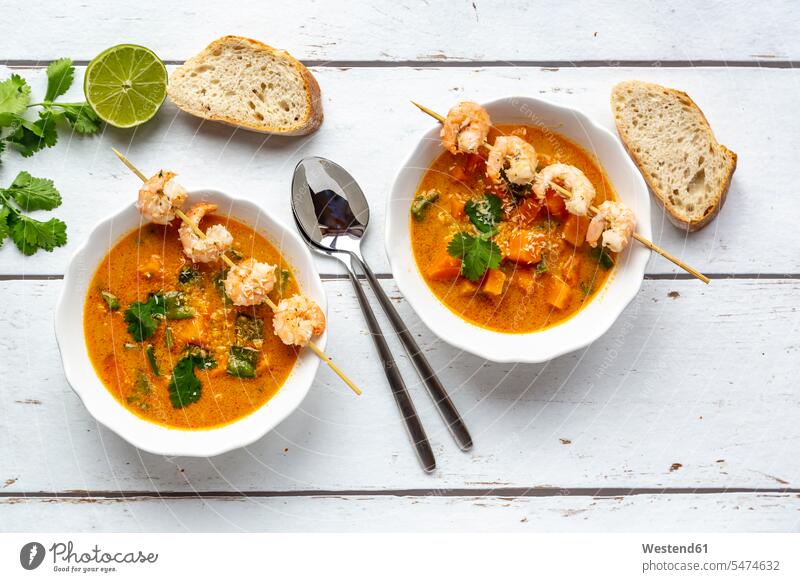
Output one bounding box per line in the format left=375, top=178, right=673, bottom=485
left=611, top=80, right=737, bottom=231
left=168, top=36, right=323, bottom=136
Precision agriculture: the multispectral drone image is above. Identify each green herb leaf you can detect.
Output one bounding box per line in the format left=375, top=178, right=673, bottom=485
left=168, top=357, right=201, bottom=408
left=226, top=346, right=259, bottom=378
left=213, top=269, right=233, bottom=306
left=588, top=246, right=615, bottom=270
left=8, top=214, right=67, bottom=255
left=580, top=281, right=595, bottom=297
left=411, top=189, right=440, bottom=221
left=123, top=293, right=166, bottom=342
left=164, top=326, right=174, bottom=349
left=235, top=313, right=264, bottom=345
left=0, top=74, right=31, bottom=117
left=100, top=290, right=120, bottom=311
left=57, top=102, right=102, bottom=134
left=447, top=232, right=501, bottom=282
left=145, top=344, right=160, bottom=377
left=44, top=58, right=75, bottom=102
left=6, top=110, right=59, bottom=157
left=465, top=194, right=502, bottom=234
left=535, top=257, right=548, bottom=274
left=168, top=346, right=217, bottom=408
left=0, top=206, right=11, bottom=245
left=178, top=265, right=200, bottom=284
left=163, top=290, right=195, bottom=320
left=279, top=268, right=291, bottom=293
left=4, top=171, right=61, bottom=211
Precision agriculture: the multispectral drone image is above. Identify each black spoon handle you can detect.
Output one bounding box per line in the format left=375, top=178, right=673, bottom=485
left=343, top=259, right=436, bottom=472
left=350, top=253, right=473, bottom=451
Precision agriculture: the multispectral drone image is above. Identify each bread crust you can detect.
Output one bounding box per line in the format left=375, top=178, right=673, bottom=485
left=168, top=35, right=323, bottom=136
left=611, top=81, right=736, bottom=232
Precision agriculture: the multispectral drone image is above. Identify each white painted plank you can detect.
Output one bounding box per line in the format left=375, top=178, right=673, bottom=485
left=1, top=278, right=798, bottom=493
left=2, top=0, right=797, bottom=63
left=0, top=65, right=797, bottom=276
left=1, top=493, right=797, bottom=532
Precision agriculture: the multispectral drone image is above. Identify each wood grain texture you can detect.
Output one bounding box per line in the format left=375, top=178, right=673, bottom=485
left=2, top=493, right=797, bottom=532
left=1, top=278, right=797, bottom=493
left=2, top=0, right=797, bottom=63
left=0, top=65, right=796, bottom=276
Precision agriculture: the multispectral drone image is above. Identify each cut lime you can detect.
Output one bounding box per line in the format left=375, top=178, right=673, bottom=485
left=84, top=44, right=168, bottom=128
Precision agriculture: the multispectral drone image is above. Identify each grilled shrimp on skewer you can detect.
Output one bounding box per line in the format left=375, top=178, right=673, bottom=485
left=441, top=101, right=491, bottom=155
left=137, top=170, right=188, bottom=224
left=533, top=163, right=596, bottom=216
left=272, top=294, right=326, bottom=347
left=224, top=258, right=278, bottom=306
left=486, top=135, right=538, bottom=186
left=586, top=200, right=636, bottom=253
left=178, top=202, right=233, bottom=263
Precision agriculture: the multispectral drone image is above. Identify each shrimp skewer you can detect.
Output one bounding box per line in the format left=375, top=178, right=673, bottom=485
left=410, top=103, right=710, bottom=284
left=112, top=148, right=362, bottom=395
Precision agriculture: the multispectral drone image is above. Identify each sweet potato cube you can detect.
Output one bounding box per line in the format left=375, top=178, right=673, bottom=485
left=505, top=231, right=543, bottom=264
left=428, top=252, right=462, bottom=281
left=482, top=269, right=506, bottom=296
left=562, top=214, right=590, bottom=247
left=545, top=277, right=571, bottom=310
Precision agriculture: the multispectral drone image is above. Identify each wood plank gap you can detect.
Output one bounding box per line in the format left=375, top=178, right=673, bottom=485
left=3, top=60, right=799, bottom=69
left=3, top=487, right=799, bottom=501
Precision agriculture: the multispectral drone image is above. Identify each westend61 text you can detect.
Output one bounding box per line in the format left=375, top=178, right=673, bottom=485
left=642, top=543, right=708, bottom=554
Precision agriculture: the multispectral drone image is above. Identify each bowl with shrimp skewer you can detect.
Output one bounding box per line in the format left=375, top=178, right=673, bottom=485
left=386, top=96, right=653, bottom=363
left=55, top=166, right=338, bottom=456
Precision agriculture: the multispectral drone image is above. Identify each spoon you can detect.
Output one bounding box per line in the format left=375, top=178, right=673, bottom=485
left=291, top=157, right=473, bottom=457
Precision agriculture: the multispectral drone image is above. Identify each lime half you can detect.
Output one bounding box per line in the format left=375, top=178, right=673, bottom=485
left=84, top=44, right=168, bottom=128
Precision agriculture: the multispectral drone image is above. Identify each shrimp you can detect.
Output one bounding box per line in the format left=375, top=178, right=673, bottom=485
left=486, top=135, right=538, bottom=186
left=178, top=202, right=233, bottom=263
left=533, top=163, right=595, bottom=216
left=224, top=258, right=277, bottom=306
left=272, top=294, right=326, bottom=347
left=441, top=101, right=491, bottom=155
left=136, top=170, right=188, bottom=224
left=586, top=200, right=636, bottom=253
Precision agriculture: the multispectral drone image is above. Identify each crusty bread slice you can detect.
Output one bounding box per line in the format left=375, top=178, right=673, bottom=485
left=168, top=36, right=323, bottom=136
left=611, top=80, right=737, bottom=231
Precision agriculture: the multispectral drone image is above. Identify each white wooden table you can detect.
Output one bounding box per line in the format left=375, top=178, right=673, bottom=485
left=1, top=0, right=799, bottom=532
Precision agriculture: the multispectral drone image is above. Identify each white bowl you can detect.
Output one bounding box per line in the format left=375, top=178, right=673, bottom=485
left=386, top=96, right=651, bottom=363
left=55, top=188, right=326, bottom=457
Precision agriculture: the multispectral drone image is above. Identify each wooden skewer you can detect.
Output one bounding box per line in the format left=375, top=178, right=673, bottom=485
left=411, top=102, right=710, bottom=284
left=112, top=148, right=363, bottom=396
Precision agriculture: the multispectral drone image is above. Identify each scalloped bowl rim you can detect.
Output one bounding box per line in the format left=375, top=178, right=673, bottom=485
left=385, top=96, right=651, bottom=363
left=54, top=188, right=326, bottom=457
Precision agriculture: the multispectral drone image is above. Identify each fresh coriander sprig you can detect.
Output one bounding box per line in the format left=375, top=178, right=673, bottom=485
left=447, top=232, right=502, bottom=281
left=0, top=171, right=67, bottom=255
left=0, top=58, right=101, bottom=160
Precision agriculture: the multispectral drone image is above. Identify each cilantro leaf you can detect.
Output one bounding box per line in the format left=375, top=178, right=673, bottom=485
left=168, top=357, right=202, bottom=408
left=4, top=171, right=61, bottom=211
left=0, top=74, right=30, bottom=117
left=44, top=58, right=74, bottom=102
left=123, top=293, right=167, bottom=342
left=465, top=194, right=503, bottom=234
left=226, top=346, right=259, bottom=378
left=8, top=214, right=67, bottom=255
left=6, top=111, right=58, bottom=157
left=447, top=232, right=501, bottom=281
left=0, top=206, right=10, bottom=245
left=57, top=103, right=102, bottom=134
left=168, top=346, right=217, bottom=408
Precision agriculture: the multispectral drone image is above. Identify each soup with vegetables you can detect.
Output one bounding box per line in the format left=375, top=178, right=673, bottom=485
left=410, top=124, right=617, bottom=333
left=84, top=216, right=300, bottom=429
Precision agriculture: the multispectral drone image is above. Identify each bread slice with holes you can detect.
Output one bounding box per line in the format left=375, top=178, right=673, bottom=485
left=168, top=36, right=323, bottom=136
left=611, top=81, right=737, bottom=231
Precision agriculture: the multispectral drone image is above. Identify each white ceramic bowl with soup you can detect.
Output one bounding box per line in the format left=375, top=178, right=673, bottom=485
left=55, top=188, right=326, bottom=456
left=386, top=96, right=651, bottom=363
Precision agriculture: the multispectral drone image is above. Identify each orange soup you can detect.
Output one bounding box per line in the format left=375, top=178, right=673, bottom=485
left=84, top=215, right=300, bottom=430
left=410, top=124, right=617, bottom=333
